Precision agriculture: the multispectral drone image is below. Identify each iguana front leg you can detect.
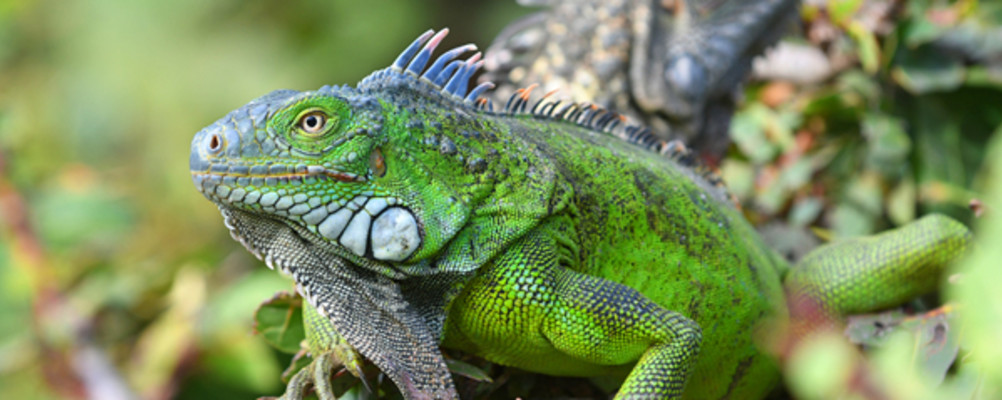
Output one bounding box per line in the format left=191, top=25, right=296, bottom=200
left=444, top=226, right=702, bottom=399
left=219, top=208, right=457, bottom=400
left=280, top=303, right=367, bottom=400
left=547, top=268, right=703, bottom=398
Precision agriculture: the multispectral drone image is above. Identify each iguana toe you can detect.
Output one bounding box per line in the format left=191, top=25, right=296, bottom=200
left=277, top=363, right=311, bottom=400
left=310, top=353, right=338, bottom=400
left=278, top=347, right=367, bottom=400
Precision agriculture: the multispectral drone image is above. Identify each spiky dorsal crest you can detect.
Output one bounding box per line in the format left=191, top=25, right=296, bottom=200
left=358, top=29, right=493, bottom=104
left=359, top=29, right=730, bottom=199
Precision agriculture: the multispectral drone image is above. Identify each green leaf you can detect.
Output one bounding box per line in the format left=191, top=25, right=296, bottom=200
left=253, top=291, right=306, bottom=354
left=862, top=112, right=911, bottom=178
left=789, top=196, right=824, bottom=228
left=845, top=309, right=907, bottom=347
left=892, top=44, right=965, bottom=94
left=902, top=18, right=948, bottom=48
left=964, top=66, right=1002, bottom=89
left=829, top=0, right=863, bottom=26
left=719, top=159, right=755, bottom=201
left=949, top=129, right=1002, bottom=393
left=830, top=202, right=876, bottom=238
left=802, top=91, right=848, bottom=116
left=887, top=178, right=917, bottom=225
left=847, top=307, right=960, bottom=386
left=203, top=333, right=283, bottom=393
left=836, top=70, right=881, bottom=106
left=785, top=333, right=858, bottom=400
left=779, top=158, right=813, bottom=192
left=897, top=310, right=959, bottom=385
left=907, top=97, right=970, bottom=209
left=730, top=105, right=778, bottom=163
left=757, top=222, right=821, bottom=262
left=280, top=349, right=313, bottom=383
left=847, top=21, right=881, bottom=74
left=446, top=359, right=493, bottom=383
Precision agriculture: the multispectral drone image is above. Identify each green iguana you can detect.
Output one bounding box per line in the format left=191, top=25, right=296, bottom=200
left=189, top=29, right=971, bottom=399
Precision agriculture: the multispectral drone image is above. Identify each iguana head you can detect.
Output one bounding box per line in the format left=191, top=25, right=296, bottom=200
left=190, top=28, right=692, bottom=276
left=190, top=29, right=497, bottom=270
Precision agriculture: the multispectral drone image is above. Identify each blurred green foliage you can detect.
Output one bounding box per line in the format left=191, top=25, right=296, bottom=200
left=732, top=0, right=1002, bottom=398
left=1, top=0, right=1001, bottom=399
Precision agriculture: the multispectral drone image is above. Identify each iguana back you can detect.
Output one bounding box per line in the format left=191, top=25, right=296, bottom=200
left=430, top=94, right=791, bottom=398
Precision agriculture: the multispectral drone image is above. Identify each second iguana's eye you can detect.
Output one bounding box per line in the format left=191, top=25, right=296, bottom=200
left=298, top=110, right=328, bottom=135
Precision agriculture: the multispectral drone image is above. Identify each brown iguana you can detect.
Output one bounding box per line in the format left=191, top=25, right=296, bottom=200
left=481, top=0, right=800, bottom=160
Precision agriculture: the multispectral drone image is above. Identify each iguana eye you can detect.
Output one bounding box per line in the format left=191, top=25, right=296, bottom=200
left=272, top=98, right=348, bottom=150
left=298, top=110, right=328, bottom=135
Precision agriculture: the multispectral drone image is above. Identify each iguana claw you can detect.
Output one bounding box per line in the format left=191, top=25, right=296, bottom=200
left=277, top=303, right=371, bottom=400
left=278, top=342, right=369, bottom=400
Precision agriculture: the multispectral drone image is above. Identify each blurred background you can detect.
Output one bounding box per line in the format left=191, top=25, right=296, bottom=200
left=1, top=0, right=1000, bottom=399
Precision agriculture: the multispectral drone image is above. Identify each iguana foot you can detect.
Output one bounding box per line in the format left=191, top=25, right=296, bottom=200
left=278, top=341, right=369, bottom=400
left=274, top=301, right=370, bottom=400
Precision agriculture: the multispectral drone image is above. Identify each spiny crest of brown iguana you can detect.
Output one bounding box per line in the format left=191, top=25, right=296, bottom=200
left=483, top=0, right=801, bottom=160
left=190, top=28, right=971, bottom=399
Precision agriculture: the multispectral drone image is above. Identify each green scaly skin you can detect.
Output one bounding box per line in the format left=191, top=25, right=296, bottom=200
left=190, top=29, right=971, bottom=399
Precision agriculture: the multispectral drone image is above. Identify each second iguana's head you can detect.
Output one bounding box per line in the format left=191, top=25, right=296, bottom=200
left=190, top=29, right=504, bottom=266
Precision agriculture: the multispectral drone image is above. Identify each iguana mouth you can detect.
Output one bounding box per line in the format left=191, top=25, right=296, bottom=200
left=192, top=165, right=422, bottom=263
left=191, top=165, right=364, bottom=184
left=190, top=164, right=366, bottom=214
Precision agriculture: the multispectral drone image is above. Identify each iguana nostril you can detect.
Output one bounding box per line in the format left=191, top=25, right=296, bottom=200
left=208, top=133, right=222, bottom=153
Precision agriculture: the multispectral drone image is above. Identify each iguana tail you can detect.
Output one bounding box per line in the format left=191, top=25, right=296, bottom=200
left=784, top=213, right=972, bottom=317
